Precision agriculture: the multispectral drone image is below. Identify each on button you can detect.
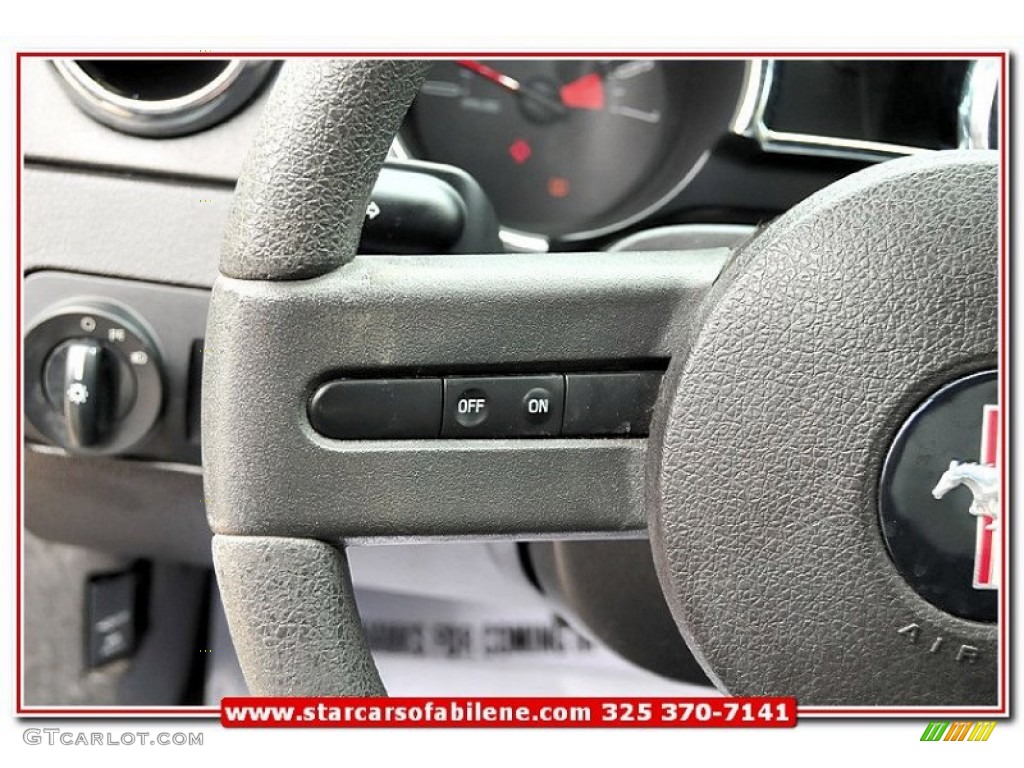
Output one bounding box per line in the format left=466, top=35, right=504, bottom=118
left=523, top=387, right=555, bottom=425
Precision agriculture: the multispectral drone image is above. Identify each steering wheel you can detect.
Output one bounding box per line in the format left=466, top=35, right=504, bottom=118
left=204, top=60, right=998, bottom=705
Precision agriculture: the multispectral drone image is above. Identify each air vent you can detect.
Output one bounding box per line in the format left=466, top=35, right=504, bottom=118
left=52, top=59, right=275, bottom=138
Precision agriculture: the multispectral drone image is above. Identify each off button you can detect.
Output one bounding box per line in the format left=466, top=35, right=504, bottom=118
left=454, top=388, right=489, bottom=427
left=443, top=376, right=565, bottom=438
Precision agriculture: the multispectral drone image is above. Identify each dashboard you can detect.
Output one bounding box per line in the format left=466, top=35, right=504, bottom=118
left=27, top=56, right=997, bottom=258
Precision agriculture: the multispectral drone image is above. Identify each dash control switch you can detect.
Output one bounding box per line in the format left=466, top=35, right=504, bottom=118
left=443, top=376, right=564, bottom=438
left=86, top=568, right=143, bottom=668
left=24, top=300, right=163, bottom=456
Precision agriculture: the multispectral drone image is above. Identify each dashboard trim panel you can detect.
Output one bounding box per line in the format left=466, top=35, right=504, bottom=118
left=732, top=59, right=933, bottom=163
left=958, top=58, right=999, bottom=150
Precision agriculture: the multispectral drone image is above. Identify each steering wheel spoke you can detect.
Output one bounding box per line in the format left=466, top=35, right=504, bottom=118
left=204, top=249, right=726, bottom=543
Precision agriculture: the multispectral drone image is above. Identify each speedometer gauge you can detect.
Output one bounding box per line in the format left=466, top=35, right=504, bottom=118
left=402, top=59, right=746, bottom=242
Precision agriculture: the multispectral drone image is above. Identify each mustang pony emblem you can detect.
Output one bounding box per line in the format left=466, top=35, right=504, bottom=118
left=931, top=405, right=1001, bottom=590
left=933, top=461, right=999, bottom=529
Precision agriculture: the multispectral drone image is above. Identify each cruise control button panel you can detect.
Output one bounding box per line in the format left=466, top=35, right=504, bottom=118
left=443, top=376, right=564, bottom=438
left=307, top=370, right=662, bottom=440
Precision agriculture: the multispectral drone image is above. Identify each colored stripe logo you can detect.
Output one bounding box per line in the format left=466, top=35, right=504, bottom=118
left=921, top=721, right=996, bottom=741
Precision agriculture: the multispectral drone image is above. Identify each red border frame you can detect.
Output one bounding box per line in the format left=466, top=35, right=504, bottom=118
left=15, top=50, right=1010, bottom=719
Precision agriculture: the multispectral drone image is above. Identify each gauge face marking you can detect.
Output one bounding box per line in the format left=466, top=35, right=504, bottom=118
left=420, top=80, right=464, bottom=98
left=609, top=105, right=662, bottom=123
left=558, top=73, right=605, bottom=110
left=610, top=60, right=656, bottom=80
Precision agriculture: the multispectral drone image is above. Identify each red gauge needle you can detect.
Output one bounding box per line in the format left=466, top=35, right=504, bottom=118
left=456, top=60, right=605, bottom=112
left=456, top=60, right=523, bottom=93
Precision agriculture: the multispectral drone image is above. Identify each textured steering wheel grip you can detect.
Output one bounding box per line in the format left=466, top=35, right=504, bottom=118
left=210, top=60, right=430, bottom=695
left=213, top=536, right=384, bottom=695
left=221, top=59, right=432, bottom=280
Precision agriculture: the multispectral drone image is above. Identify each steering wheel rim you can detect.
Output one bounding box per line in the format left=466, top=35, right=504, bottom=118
left=648, top=151, right=998, bottom=705
left=205, top=59, right=998, bottom=704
